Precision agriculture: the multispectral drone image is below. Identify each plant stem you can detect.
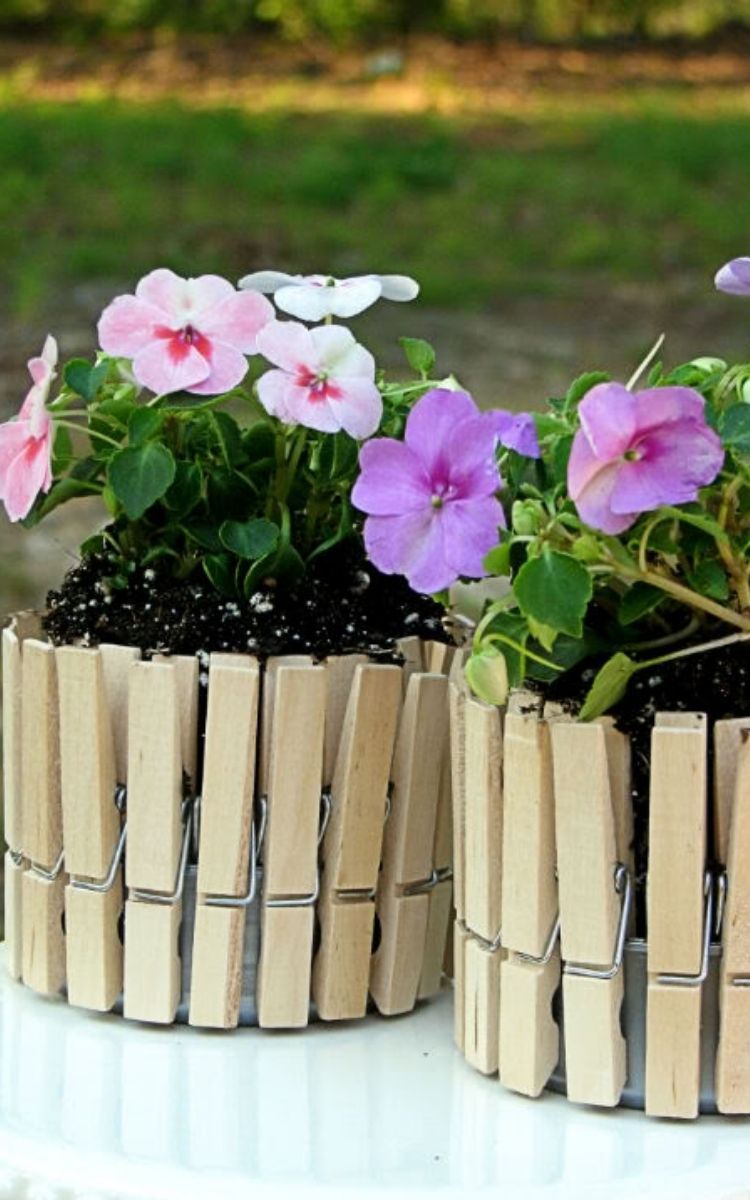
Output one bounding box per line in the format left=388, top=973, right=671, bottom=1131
left=619, top=563, right=750, bottom=631
left=638, top=630, right=750, bottom=674
left=626, top=332, right=665, bottom=391
left=54, top=418, right=122, bottom=450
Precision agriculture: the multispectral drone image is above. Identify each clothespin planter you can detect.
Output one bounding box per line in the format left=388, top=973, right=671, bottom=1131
left=451, top=685, right=750, bottom=1118
left=2, top=616, right=454, bottom=1031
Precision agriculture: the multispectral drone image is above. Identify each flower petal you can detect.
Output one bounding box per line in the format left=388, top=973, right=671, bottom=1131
left=27, top=334, right=58, bottom=386
left=364, top=510, right=456, bottom=594
left=632, top=386, right=706, bottom=434
left=283, top=383, right=342, bottom=433
left=257, top=369, right=296, bottom=422
left=238, top=271, right=300, bottom=293
left=447, top=415, right=503, bottom=499
left=0, top=422, right=32, bottom=492
left=0, top=435, right=51, bottom=521
left=310, top=324, right=375, bottom=378
left=578, top=383, right=637, bottom=460
left=326, top=278, right=383, bottom=318
left=135, top=268, right=190, bottom=316
left=98, top=296, right=170, bottom=357
left=484, top=409, right=540, bottom=458
left=198, top=291, right=273, bottom=354
left=571, top=457, right=636, bottom=534
left=333, top=379, right=383, bottom=439
left=610, top=423, right=724, bottom=514
left=186, top=274, right=236, bottom=316
left=353, top=439, right=431, bottom=515
left=132, top=339, right=211, bottom=396
left=404, top=388, right=480, bottom=477
left=441, top=496, right=506, bottom=577
left=187, top=341, right=249, bottom=395
left=256, top=320, right=315, bottom=373
left=715, top=257, right=750, bottom=296
left=378, top=274, right=420, bottom=302
left=274, top=284, right=339, bottom=322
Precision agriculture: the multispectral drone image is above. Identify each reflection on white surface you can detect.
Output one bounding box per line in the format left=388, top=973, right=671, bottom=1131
left=0, top=961, right=748, bottom=1199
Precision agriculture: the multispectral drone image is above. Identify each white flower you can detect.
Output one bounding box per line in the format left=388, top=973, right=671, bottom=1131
left=238, top=271, right=419, bottom=321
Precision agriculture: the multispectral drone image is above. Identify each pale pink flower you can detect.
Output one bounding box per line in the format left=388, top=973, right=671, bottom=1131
left=239, top=270, right=419, bottom=320
left=256, top=320, right=382, bottom=438
left=97, top=268, right=273, bottom=396
left=0, top=335, right=57, bottom=522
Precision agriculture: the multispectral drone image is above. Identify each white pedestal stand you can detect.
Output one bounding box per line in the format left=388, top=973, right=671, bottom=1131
left=0, top=951, right=747, bottom=1200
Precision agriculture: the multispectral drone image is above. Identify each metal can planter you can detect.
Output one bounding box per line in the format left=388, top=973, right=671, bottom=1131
left=449, top=663, right=750, bottom=1119
left=3, top=614, right=455, bottom=1032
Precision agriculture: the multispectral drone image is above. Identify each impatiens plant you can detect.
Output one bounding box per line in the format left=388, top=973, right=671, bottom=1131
left=1, top=265, right=531, bottom=631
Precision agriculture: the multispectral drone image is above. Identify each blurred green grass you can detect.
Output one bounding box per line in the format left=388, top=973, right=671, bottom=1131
left=2, top=96, right=750, bottom=314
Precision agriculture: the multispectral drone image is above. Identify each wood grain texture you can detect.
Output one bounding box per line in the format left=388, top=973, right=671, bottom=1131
left=125, top=661, right=183, bottom=893
left=714, top=717, right=750, bottom=864
left=99, top=643, right=140, bottom=784
left=647, top=713, right=707, bottom=976
left=257, top=907, right=315, bottom=1028
left=56, top=647, right=119, bottom=880
left=417, top=878, right=453, bottom=1000
left=4, top=851, right=24, bottom=979
left=369, top=890, right=430, bottom=1016
left=502, top=709, right=556, bottom=958
left=499, top=953, right=560, bottom=1098
left=21, top=639, right=62, bottom=868
left=123, top=899, right=181, bottom=1024
left=449, top=675, right=467, bottom=922
left=313, top=897, right=376, bottom=1021
left=154, top=653, right=200, bottom=785
left=323, top=654, right=367, bottom=786
left=188, top=905, right=246, bottom=1029
left=463, top=696, right=503, bottom=944
left=1, top=615, right=40, bottom=850
left=462, top=938, right=504, bottom=1076
left=645, top=982, right=702, bottom=1119
left=258, top=655, right=313, bottom=794
left=21, top=870, right=66, bottom=995
left=453, top=920, right=469, bottom=1052
left=64, top=879, right=123, bottom=1011
left=716, top=731, right=750, bottom=1113
left=196, top=656, right=259, bottom=897
left=562, top=973, right=626, bottom=1107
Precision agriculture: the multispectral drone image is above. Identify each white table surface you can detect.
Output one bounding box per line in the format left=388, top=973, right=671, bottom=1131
left=0, top=954, right=748, bottom=1200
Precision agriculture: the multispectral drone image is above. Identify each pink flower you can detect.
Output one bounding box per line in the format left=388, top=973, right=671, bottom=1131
left=255, top=320, right=382, bottom=438
left=0, top=335, right=57, bottom=522
left=97, top=268, right=273, bottom=396
left=568, top=382, right=724, bottom=535
left=352, top=388, right=506, bottom=594
left=239, top=270, right=419, bottom=320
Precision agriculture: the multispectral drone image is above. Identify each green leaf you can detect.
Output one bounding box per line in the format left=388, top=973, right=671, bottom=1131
left=579, top=653, right=637, bottom=721
left=721, top=404, right=750, bottom=454
left=483, top=541, right=511, bottom=576
left=64, top=358, right=109, bottom=404
left=565, top=371, right=609, bottom=409
left=618, top=582, right=666, bottom=626
left=211, top=411, right=245, bottom=466
left=207, top=469, right=256, bottom=521
left=514, top=547, right=593, bottom=638
left=465, top=648, right=509, bottom=707
left=686, top=559, right=730, bottom=602
left=550, top=433, right=574, bottom=484
left=107, top=443, right=176, bottom=519
left=480, top=610, right=529, bottom=688
left=164, top=462, right=202, bottom=516
left=399, top=337, right=436, bottom=378
left=52, top=425, right=73, bottom=473
left=128, top=407, right=163, bottom=447
left=527, top=615, right=558, bottom=653
left=23, top=476, right=99, bottom=524
left=219, top=518, right=280, bottom=560
left=203, top=553, right=237, bottom=598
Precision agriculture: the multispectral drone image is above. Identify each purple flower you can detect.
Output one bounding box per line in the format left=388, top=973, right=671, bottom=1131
left=486, top=409, right=540, bottom=458
left=568, top=382, right=724, bottom=535
left=715, top=257, right=750, bottom=295
left=352, top=388, right=506, bottom=594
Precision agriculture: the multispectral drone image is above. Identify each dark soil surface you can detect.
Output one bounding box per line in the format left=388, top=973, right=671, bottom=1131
left=547, top=638, right=750, bottom=934
left=42, top=545, right=447, bottom=662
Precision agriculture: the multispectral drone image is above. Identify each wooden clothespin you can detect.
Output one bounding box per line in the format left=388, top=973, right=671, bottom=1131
left=2, top=614, right=42, bottom=980
left=395, top=636, right=424, bottom=691
left=552, top=718, right=632, bottom=1107
left=256, top=663, right=326, bottom=1028
left=418, top=642, right=456, bottom=1000
left=458, top=693, right=504, bottom=1075
left=123, top=659, right=188, bottom=1023
left=188, top=653, right=259, bottom=1028
left=21, top=638, right=66, bottom=996
left=499, top=692, right=559, bottom=1098
left=449, top=651, right=469, bottom=1050
left=714, top=728, right=750, bottom=1112
left=313, top=663, right=402, bottom=1020
left=645, top=712, right=708, bottom=1119
left=370, top=671, right=449, bottom=1016
left=57, top=645, right=135, bottom=1011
